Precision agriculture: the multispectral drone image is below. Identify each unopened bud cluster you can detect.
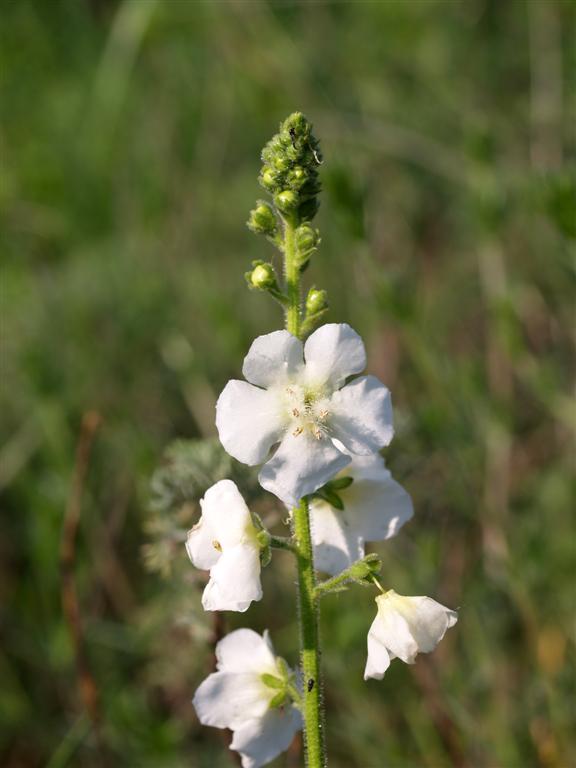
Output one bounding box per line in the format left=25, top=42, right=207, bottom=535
left=245, top=111, right=328, bottom=335
left=259, top=112, right=322, bottom=223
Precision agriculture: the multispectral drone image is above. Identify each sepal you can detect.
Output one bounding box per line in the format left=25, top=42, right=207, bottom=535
left=247, top=201, right=277, bottom=236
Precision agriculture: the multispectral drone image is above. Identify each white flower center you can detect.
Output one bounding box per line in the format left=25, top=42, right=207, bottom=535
left=282, top=383, right=331, bottom=441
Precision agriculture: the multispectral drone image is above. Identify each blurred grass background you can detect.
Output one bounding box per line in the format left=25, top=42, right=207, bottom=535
left=1, top=0, right=575, bottom=766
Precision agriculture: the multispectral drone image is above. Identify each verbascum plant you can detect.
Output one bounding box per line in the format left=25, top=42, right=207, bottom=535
left=172, top=113, right=457, bottom=768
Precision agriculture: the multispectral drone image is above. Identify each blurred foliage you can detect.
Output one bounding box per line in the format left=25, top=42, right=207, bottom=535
left=1, top=0, right=575, bottom=767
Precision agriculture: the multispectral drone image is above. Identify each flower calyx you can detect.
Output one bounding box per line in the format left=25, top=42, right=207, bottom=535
left=261, top=657, right=301, bottom=710
left=315, top=553, right=383, bottom=598
left=295, top=223, right=321, bottom=271
left=311, top=474, right=354, bottom=511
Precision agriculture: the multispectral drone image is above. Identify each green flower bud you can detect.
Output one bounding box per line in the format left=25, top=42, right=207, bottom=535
left=273, top=155, right=291, bottom=172
left=261, top=136, right=285, bottom=164
left=298, top=197, right=320, bottom=222
left=281, top=111, right=310, bottom=146
left=247, top=201, right=277, bottom=235
left=295, top=223, right=320, bottom=252
left=288, top=166, right=307, bottom=188
left=255, top=112, right=322, bottom=225
left=260, top=166, right=279, bottom=191
left=306, top=288, right=328, bottom=315
left=250, top=263, right=276, bottom=289
left=275, top=189, right=297, bottom=212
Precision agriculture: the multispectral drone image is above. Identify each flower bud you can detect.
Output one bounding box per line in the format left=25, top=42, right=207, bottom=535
left=298, top=197, right=320, bottom=222
left=306, top=288, right=328, bottom=315
left=252, top=112, right=322, bottom=229
left=273, top=155, right=290, bottom=172
left=295, top=223, right=320, bottom=252
left=275, top=189, right=297, bottom=212
left=249, top=263, right=276, bottom=290
left=288, top=166, right=307, bottom=188
left=260, top=166, right=279, bottom=191
left=247, top=202, right=277, bottom=235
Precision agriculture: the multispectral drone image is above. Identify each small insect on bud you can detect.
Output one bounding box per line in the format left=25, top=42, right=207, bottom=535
left=306, top=288, right=328, bottom=315
left=247, top=202, right=277, bottom=235
left=250, top=263, right=276, bottom=290
left=275, top=189, right=298, bottom=212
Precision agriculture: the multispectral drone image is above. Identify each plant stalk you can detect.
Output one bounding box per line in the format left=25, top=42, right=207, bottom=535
left=284, top=216, right=326, bottom=767
left=292, top=498, right=325, bottom=767
left=284, top=217, right=301, bottom=337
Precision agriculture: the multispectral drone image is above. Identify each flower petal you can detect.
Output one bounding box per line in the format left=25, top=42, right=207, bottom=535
left=309, top=499, right=364, bottom=575
left=259, top=432, right=350, bottom=507
left=303, top=323, right=366, bottom=389
left=202, top=543, right=262, bottom=612
left=193, top=671, right=269, bottom=730
left=330, top=375, right=393, bottom=455
left=373, top=594, right=419, bottom=663
left=200, top=479, right=253, bottom=550
left=242, top=330, right=303, bottom=388
left=399, top=596, right=458, bottom=653
left=185, top=517, right=221, bottom=571
left=344, top=470, right=413, bottom=542
left=215, top=629, right=278, bottom=675
left=230, top=707, right=302, bottom=768
left=364, top=619, right=392, bottom=680
left=216, top=380, right=286, bottom=465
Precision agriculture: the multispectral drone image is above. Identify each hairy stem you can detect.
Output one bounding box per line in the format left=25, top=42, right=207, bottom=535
left=269, top=534, right=296, bottom=553
left=292, top=498, right=325, bottom=767
left=315, top=554, right=382, bottom=598
left=284, top=217, right=301, bottom=337
left=284, top=217, right=326, bottom=766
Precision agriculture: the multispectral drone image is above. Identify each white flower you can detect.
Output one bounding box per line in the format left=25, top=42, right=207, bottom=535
left=216, top=323, right=394, bottom=507
left=309, top=453, right=413, bottom=576
left=193, top=628, right=302, bottom=768
left=364, top=590, right=458, bottom=680
left=186, top=479, right=263, bottom=612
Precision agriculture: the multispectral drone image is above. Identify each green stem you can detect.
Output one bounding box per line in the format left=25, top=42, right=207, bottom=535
left=315, top=568, right=357, bottom=598
left=316, top=554, right=383, bottom=598
left=284, top=217, right=301, bottom=337
left=292, top=498, right=325, bottom=767
left=269, top=534, right=296, bottom=553
left=283, top=214, right=326, bottom=766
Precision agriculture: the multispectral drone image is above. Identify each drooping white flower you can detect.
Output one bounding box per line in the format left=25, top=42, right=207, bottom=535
left=216, top=323, right=394, bottom=507
left=364, top=590, right=458, bottom=680
left=186, top=479, right=263, bottom=612
left=193, top=628, right=302, bottom=768
left=309, top=453, right=413, bottom=576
